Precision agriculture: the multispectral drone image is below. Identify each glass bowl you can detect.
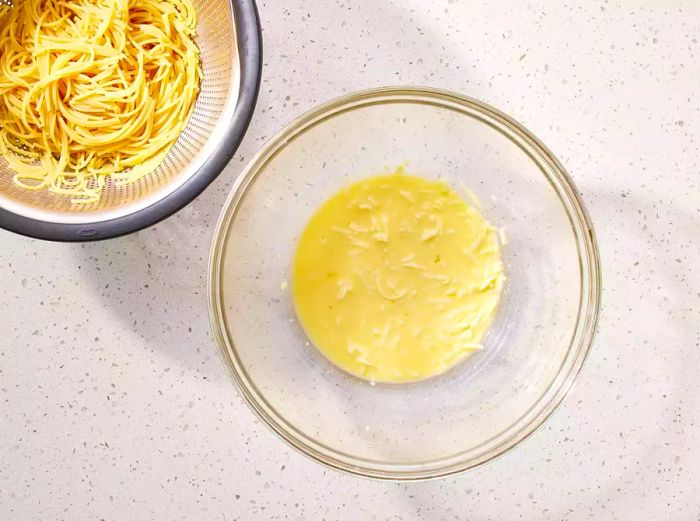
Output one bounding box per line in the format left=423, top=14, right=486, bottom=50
left=208, top=87, right=600, bottom=480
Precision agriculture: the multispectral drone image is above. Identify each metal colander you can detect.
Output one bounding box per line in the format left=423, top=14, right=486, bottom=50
left=0, top=0, right=261, bottom=241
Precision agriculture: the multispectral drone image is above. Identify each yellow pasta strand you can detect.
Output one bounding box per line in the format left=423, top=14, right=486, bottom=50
left=0, top=0, right=201, bottom=203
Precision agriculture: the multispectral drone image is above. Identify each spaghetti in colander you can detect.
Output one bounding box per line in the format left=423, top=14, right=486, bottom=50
left=0, top=0, right=201, bottom=203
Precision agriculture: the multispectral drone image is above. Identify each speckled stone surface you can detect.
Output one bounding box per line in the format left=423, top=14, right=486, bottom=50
left=1, top=1, right=699, bottom=519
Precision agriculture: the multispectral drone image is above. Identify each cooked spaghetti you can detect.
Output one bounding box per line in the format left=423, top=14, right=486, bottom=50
left=0, top=0, right=201, bottom=202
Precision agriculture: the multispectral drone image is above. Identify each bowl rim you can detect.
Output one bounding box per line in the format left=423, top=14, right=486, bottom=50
left=0, top=0, right=263, bottom=242
left=208, top=86, right=602, bottom=481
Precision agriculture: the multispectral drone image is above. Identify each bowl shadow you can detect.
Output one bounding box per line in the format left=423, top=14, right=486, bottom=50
left=70, top=196, right=223, bottom=372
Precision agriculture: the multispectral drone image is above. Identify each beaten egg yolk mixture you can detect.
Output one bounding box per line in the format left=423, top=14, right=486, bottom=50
left=292, top=170, right=504, bottom=383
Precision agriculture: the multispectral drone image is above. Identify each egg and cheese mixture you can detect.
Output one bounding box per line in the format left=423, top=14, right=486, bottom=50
left=292, top=170, right=504, bottom=383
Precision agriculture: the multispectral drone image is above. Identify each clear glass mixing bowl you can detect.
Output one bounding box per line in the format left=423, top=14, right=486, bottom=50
left=208, top=87, right=601, bottom=480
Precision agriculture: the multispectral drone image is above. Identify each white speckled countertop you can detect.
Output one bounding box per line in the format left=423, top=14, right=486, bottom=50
left=1, top=1, right=699, bottom=519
